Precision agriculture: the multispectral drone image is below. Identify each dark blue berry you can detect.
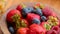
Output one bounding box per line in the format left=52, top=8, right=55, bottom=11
left=36, top=8, right=43, bottom=16
left=32, top=18, right=41, bottom=24
left=8, top=26, right=15, bottom=34
left=41, top=16, right=47, bottom=21
left=22, top=7, right=33, bottom=18
left=31, top=9, right=37, bottom=14
left=32, top=8, right=43, bottom=16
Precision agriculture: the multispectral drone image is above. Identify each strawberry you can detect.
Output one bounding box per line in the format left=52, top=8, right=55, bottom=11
left=57, top=28, right=60, bottom=34
left=16, top=5, right=22, bottom=11
left=28, top=29, right=37, bottom=34
left=27, top=13, right=40, bottom=21
left=6, top=9, right=21, bottom=23
left=46, top=30, right=57, bottom=34
left=58, top=18, right=60, bottom=27
left=51, top=26, right=59, bottom=31
left=16, top=4, right=26, bottom=11
left=16, top=27, right=29, bottom=34
left=29, top=24, right=46, bottom=34
left=50, top=12, right=57, bottom=17
left=6, top=9, right=22, bottom=30
left=42, top=6, right=57, bottom=17
left=26, top=13, right=40, bottom=25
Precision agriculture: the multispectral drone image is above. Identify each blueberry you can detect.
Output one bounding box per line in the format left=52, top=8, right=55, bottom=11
left=36, top=8, right=43, bottom=16
left=32, top=18, right=41, bottom=24
left=31, top=9, right=37, bottom=14
left=22, top=7, right=33, bottom=18
left=23, top=7, right=33, bottom=13
left=8, top=26, right=15, bottom=34
left=41, top=16, right=47, bottom=21
left=32, top=8, right=43, bottom=16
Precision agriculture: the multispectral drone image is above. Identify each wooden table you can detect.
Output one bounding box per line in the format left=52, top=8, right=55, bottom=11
left=0, top=0, right=60, bottom=34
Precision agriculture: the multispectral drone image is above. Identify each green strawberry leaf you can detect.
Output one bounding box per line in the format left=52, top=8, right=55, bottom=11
left=44, top=24, right=51, bottom=30
left=12, top=14, right=21, bottom=29
left=47, top=16, right=59, bottom=27
left=21, top=20, right=27, bottom=27
left=53, top=22, right=58, bottom=26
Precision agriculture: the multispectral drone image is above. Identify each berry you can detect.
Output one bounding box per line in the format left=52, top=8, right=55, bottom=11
left=46, top=30, right=57, bottom=34
left=17, top=28, right=29, bottom=34
left=41, top=16, right=47, bottom=22
left=33, top=8, right=43, bottom=16
left=57, top=28, right=60, bottom=34
left=16, top=5, right=22, bottom=11
left=32, top=18, right=41, bottom=24
left=30, top=24, right=46, bottom=34
left=27, top=13, right=40, bottom=20
left=36, top=8, right=43, bottom=16
left=6, top=9, right=21, bottom=23
left=27, top=13, right=40, bottom=24
left=42, top=6, right=56, bottom=17
left=52, top=26, right=59, bottom=31
left=8, top=26, right=15, bottom=34
left=22, top=7, right=33, bottom=18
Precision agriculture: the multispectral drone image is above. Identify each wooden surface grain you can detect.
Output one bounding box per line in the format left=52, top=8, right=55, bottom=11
left=0, top=0, right=60, bottom=34
left=5, top=0, right=60, bottom=12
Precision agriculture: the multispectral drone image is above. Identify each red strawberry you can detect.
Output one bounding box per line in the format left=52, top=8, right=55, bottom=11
left=58, top=19, right=60, bottom=27
left=42, top=6, right=57, bottom=17
left=26, top=13, right=40, bottom=25
left=27, top=13, right=40, bottom=21
left=29, top=24, right=46, bottom=34
left=28, top=29, right=37, bottom=34
left=40, top=22, right=48, bottom=27
left=46, top=30, right=57, bottom=34
left=57, top=28, right=60, bottom=34
left=16, top=5, right=22, bottom=11
left=51, top=26, right=59, bottom=31
left=50, top=12, right=57, bottom=17
left=6, top=9, right=21, bottom=23
left=17, top=27, right=29, bottom=34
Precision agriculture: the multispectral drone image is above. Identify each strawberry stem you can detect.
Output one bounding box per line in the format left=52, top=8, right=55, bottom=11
left=20, top=20, right=27, bottom=27
left=12, top=14, right=27, bottom=30
left=44, top=24, right=51, bottom=30
left=12, top=14, right=21, bottom=29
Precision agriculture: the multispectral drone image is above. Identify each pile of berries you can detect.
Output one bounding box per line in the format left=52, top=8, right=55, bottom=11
left=6, top=3, right=60, bottom=34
